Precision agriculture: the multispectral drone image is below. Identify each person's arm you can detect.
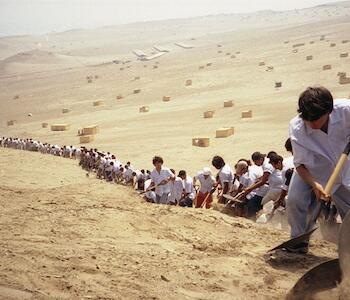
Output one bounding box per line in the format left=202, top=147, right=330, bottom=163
left=275, top=189, right=288, bottom=208
left=242, top=172, right=270, bottom=196
left=296, top=164, right=330, bottom=200
left=217, top=182, right=229, bottom=203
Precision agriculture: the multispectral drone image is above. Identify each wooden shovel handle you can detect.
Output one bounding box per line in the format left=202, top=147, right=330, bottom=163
left=324, top=140, right=350, bottom=195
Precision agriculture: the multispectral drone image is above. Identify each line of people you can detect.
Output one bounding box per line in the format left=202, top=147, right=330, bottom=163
left=0, top=136, right=294, bottom=222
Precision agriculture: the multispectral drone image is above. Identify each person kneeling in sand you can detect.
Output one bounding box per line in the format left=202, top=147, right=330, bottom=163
left=168, top=169, right=184, bottom=205
left=178, top=170, right=195, bottom=207
left=149, top=156, right=174, bottom=204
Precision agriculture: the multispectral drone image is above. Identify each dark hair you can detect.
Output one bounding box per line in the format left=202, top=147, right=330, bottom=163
left=269, top=154, right=283, bottom=165
left=178, top=170, right=186, bottom=177
left=267, top=151, right=277, bottom=159
left=152, top=156, right=163, bottom=165
left=212, top=156, right=225, bottom=169
left=251, top=152, right=265, bottom=162
left=285, top=138, right=292, bottom=153
left=298, top=86, right=333, bottom=121
left=170, top=168, right=175, bottom=175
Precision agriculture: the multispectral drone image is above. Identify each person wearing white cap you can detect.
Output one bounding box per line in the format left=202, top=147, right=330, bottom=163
left=193, top=167, right=216, bottom=208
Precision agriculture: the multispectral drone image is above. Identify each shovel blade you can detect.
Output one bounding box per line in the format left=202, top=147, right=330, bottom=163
left=286, top=259, right=341, bottom=300
left=319, top=219, right=340, bottom=244
left=268, top=227, right=318, bottom=252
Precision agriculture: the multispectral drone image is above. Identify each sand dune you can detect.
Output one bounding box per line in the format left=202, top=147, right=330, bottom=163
left=0, top=148, right=338, bottom=299
left=0, top=2, right=350, bottom=298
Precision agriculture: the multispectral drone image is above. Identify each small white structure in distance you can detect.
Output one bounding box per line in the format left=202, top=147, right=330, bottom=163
left=174, top=42, right=194, bottom=49
left=154, top=45, right=170, bottom=53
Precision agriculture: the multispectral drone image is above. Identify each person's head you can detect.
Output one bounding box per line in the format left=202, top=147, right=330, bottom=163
left=152, top=156, right=163, bottom=169
left=110, top=161, right=114, bottom=166
left=269, top=154, right=284, bottom=170
left=237, top=158, right=251, bottom=166
left=202, top=167, right=211, bottom=179
left=132, top=172, right=136, bottom=176
left=127, top=161, right=131, bottom=166
left=141, top=169, right=145, bottom=174
left=124, top=165, right=128, bottom=169
left=212, top=156, right=225, bottom=170
left=235, top=160, right=248, bottom=176
left=285, top=138, right=293, bottom=154
left=178, top=170, right=186, bottom=179
left=251, top=152, right=265, bottom=166
left=298, top=86, right=333, bottom=129
left=267, top=151, right=277, bottom=159
left=146, top=170, right=151, bottom=174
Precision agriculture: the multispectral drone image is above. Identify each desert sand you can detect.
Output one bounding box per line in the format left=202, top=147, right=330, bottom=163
left=0, top=148, right=338, bottom=299
left=1, top=1, right=350, bottom=298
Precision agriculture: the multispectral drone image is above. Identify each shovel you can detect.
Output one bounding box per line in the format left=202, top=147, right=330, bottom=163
left=200, top=187, right=217, bottom=208
left=286, top=211, right=350, bottom=299
left=269, top=139, right=350, bottom=253
left=223, top=193, right=244, bottom=205
left=140, top=180, right=168, bottom=195
left=286, top=259, right=341, bottom=300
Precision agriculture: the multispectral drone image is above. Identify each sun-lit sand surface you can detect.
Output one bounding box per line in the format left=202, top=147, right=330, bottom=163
left=0, top=1, right=350, bottom=298
left=0, top=148, right=338, bottom=299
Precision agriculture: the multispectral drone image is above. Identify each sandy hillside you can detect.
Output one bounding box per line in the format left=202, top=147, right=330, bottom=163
left=0, top=2, right=349, bottom=298
left=1, top=2, right=350, bottom=175
left=0, top=148, right=339, bottom=299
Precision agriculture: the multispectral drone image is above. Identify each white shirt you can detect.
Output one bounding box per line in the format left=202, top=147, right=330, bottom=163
left=282, top=156, right=294, bottom=191
left=290, top=99, right=350, bottom=192
left=239, top=172, right=252, bottom=188
left=168, top=177, right=184, bottom=203
left=150, top=167, right=174, bottom=196
left=105, top=164, right=113, bottom=172
left=268, top=169, right=283, bottom=192
left=144, top=179, right=156, bottom=202
left=124, top=168, right=134, bottom=181
left=183, top=176, right=195, bottom=200
left=113, top=164, right=121, bottom=175
left=196, top=173, right=215, bottom=193
left=218, top=164, right=233, bottom=190
left=248, top=165, right=268, bottom=197
left=262, top=158, right=274, bottom=174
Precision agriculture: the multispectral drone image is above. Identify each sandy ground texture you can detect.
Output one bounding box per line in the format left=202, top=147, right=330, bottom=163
left=0, top=148, right=340, bottom=299
left=1, top=2, right=350, bottom=175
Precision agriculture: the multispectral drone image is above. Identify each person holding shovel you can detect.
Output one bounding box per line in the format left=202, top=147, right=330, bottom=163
left=149, top=156, right=174, bottom=204
left=212, top=156, right=234, bottom=204
left=287, top=86, right=350, bottom=253
left=193, top=167, right=216, bottom=208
